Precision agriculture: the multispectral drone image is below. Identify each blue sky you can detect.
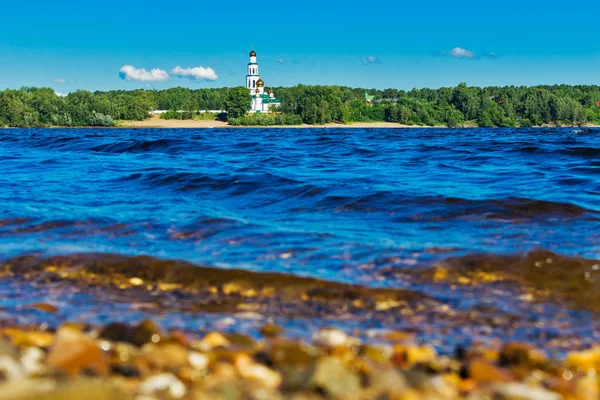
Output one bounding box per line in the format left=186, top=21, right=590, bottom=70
left=1, top=0, right=598, bottom=93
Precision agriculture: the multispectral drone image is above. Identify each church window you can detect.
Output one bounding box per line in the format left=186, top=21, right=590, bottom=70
left=253, top=80, right=255, bottom=88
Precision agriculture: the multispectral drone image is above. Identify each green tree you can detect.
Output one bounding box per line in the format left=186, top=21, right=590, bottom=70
left=225, top=87, right=251, bottom=119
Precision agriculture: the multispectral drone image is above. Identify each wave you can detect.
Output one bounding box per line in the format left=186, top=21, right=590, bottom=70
left=311, top=193, right=596, bottom=220
left=559, top=146, right=600, bottom=157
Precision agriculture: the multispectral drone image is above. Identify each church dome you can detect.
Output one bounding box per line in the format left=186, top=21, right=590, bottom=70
left=249, top=49, right=256, bottom=57
left=256, top=79, right=264, bottom=87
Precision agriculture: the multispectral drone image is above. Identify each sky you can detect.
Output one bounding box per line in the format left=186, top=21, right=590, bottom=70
left=1, top=0, right=599, bottom=94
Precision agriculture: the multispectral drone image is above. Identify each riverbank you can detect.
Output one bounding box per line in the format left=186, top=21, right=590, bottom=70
left=118, top=117, right=440, bottom=129
left=118, top=116, right=599, bottom=129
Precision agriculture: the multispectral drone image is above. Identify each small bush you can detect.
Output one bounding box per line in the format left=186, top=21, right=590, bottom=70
left=227, top=113, right=303, bottom=126
left=87, top=113, right=116, bottom=127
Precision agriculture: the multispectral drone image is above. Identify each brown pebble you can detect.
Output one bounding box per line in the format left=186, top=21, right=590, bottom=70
left=47, top=327, right=108, bottom=376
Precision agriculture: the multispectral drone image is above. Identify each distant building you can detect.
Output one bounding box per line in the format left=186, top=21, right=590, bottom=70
left=246, top=49, right=281, bottom=113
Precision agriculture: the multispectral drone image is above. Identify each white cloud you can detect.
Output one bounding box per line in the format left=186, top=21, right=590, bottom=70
left=171, top=66, right=218, bottom=81
left=449, top=47, right=475, bottom=58
left=54, top=78, right=66, bottom=84
left=278, top=58, right=286, bottom=64
left=482, top=51, right=499, bottom=59
left=119, top=65, right=170, bottom=82
left=55, top=91, right=67, bottom=97
left=362, top=56, right=377, bottom=65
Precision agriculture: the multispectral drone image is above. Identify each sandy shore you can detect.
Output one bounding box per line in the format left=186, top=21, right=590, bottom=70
left=119, top=116, right=440, bottom=129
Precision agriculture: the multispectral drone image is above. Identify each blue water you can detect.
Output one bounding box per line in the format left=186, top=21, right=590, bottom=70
left=0, top=127, right=599, bottom=286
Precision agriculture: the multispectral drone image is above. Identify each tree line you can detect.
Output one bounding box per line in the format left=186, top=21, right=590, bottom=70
left=1, top=83, right=599, bottom=127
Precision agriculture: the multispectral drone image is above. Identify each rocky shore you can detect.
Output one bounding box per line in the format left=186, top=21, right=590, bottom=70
left=0, top=320, right=599, bottom=399
left=0, top=252, right=598, bottom=399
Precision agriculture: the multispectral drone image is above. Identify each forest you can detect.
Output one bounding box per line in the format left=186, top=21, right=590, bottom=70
left=1, top=83, right=599, bottom=127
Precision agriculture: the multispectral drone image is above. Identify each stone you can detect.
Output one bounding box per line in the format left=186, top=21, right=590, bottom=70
left=131, top=320, right=163, bottom=347
left=0, top=355, right=25, bottom=380
left=236, top=358, right=282, bottom=389
left=194, top=332, right=230, bottom=351
left=129, top=277, right=144, bottom=286
left=566, top=346, right=600, bottom=371
left=392, top=344, right=437, bottom=368
left=142, top=342, right=190, bottom=371
left=311, top=357, right=361, bottom=399
left=0, top=336, right=19, bottom=359
left=24, top=303, right=59, bottom=313
left=188, top=351, right=209, bottom=371
left=469, top=359, right=512, bottom=383
left=493, top=382, right=562, bottom=400
left=139, top=373, right=187, bottom=399
left=226, top=332, right=256, bottom=348
left=2, top=328, right=54, bottom=348
left=99, top=322, right=131, bottom=343
left=312, top=328, right=356, bottom=349
left=368, top=367, right=408, bottom=397
left=499, top=342, right=547, bottom=369
left=260, top=323, right=284, bottom=338
left=46, top=327, right=108, bottom=376
left=20, top=346, right=46, bottom=376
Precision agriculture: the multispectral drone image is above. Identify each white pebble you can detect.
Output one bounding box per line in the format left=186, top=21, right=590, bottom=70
left=188, top=351, right=209, bottom=370
left=139, top=373, right=186, bottom=399
left=20, top=347, right=45, bottom=376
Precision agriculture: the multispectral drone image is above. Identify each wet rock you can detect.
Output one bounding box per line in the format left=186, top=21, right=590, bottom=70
left=129, top=277, right=144, bottom=286
left=311, top=357, right=361, bottom=399
left=139, top=373, right=187, bottom=399
left=392, top=344, right=437, bottom=368
left=499, top=342, right=547, bottom=369
left=46, top=327, right=108, bottom=376
left=260, top=323, right=284, bottom=338
left=99, top=322, right=131, bottom=343
left=24, top=303, right=59, bottom=313
left=222, top=280, right=257, bottom=297
left=226, top=332, right=256, bottom=348
left=131, top=320, right=163, bottom=347
left=194, top=332, right=230, bottom=351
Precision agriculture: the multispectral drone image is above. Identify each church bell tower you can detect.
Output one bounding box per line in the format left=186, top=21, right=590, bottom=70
left=246, top=49, right=260, bottom=92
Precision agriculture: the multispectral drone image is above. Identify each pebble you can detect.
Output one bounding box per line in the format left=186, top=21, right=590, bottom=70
left=0, top=355, right=25, bottom=380
left=188, top=351, right=209, bottom=371
left=312, top=328, right=356, bottom=349
left=311, top=357, right=361, bottom=398
left=494, top=382, right=562, bottom=400
left=46, top=327, right=108, bottom=376
left=139, top=373, right=187, bottom=399
left=195, top=332, right=230, bottom=351
left=20, top=346, right=46, bottom=376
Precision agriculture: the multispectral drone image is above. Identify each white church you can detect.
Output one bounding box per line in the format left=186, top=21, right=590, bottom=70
left=246, top=49, right=281, bottom=113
